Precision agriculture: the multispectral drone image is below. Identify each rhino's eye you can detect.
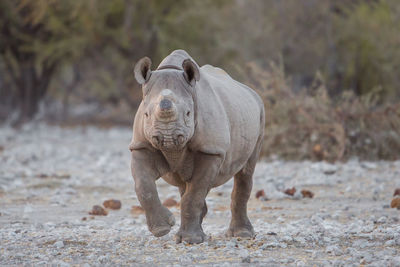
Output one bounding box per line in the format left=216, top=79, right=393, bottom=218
left=144, top=112, right=149, bottom=118
left=186, top=111, right=190, bottom=117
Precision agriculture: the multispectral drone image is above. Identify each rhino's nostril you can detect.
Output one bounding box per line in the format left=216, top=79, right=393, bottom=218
left=152, top=136, right=160, bottom=145
left=177, top=135, right=185, bottom=145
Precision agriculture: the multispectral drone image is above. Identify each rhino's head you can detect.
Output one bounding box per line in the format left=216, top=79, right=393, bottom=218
left=134, top=56, right=200, bottom=151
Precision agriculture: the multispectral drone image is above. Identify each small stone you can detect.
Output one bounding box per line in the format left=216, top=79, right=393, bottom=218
left=56, top=261, right=70, bottom=267
left=242, top=256, right=251, bottom=263
left=89, top=205, right=108, bottom=216
left=238, top=249, right=249, bottom=258
left=385, top=240, right=395, bottom=246
left=81, top=217, right=87, bottom=221
left=292, top=190, right=303, bottom=200
left=54, top=172, right=71, bottom=179
left=391, top=197, right=400, bottom=209
left=392, top=256, right=400, bottom=266
left=284, top=187, right=296, bottom=196
left=325, top=245, right=342, bottom=256
left=163, top=197, right=178, bottom=207
left=296, top=260, right=306, bottom=266
left=98, top=255, right=110, bottom=264
left=360, top=162, right=377, bottom=170
left=277, top=217, right=285, bottom=223
left=131, top=205, right=144, bottom=214
left=394, top=188, right=400, bottom=197
left=301, top=189, right=314, bottom=198
left=255, top=189, right=265, bottom=199
left=377, top=216, right=387, bottom=223
left=54, top=241, right=64, bottom=249
left=311, top=214, right=323, bottom=225
left=323, top=168, right=336, bottom=175
left=103, top=199, right=122, bottom=210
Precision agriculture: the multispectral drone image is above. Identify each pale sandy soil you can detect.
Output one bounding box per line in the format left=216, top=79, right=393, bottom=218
left=0, top=124, right=399, bottom=266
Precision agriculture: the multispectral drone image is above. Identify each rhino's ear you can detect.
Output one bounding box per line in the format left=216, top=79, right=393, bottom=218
left=182, top=59, right=200, bottom=86
left=134, top=57, right=152, bottom=84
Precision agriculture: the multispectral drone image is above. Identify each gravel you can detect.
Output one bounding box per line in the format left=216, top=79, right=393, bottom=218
left=0, top=123, right=399, bottom=266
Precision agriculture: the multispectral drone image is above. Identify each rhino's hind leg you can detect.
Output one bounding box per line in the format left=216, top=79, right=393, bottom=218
left=226, top=168, right=255, bottom=238
left=227, top=133, right=263, bottom=238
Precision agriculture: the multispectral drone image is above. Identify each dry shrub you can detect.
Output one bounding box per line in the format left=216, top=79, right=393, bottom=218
left=240, top=62, right=400, bottom=162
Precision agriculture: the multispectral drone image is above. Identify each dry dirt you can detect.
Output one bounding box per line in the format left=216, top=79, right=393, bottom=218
left=0, top=124, right=399, bottom=266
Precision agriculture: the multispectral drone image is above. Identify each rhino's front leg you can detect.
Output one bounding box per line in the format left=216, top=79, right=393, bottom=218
left=131, top=150, right=175, bottom=237
left=176, top=154, right=222, bottom=244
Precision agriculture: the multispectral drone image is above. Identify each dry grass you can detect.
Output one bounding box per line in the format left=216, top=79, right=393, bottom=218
left=240, top=62, right=400, bottom=162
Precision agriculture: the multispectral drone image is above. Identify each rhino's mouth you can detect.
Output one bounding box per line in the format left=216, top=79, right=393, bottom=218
left=148, top=122, right=188, bottom=151
left=151, top=133, right=186, bottom=150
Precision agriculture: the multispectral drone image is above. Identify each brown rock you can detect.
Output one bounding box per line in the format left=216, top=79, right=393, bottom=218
left=131, top=205, right=144, bottom=214
left=284, top=187, right=296, bottom=196
left=391, top=197, right=400, bottom=209
left=81, top=217, right=87, bottom=221
left=215, top=205, right=229, bottom=211
left=394, top=188, right=400, bottom=197
left=255, top=189, right=265, bottom=199
left=89, top=205, right=108, bottom=216
left=163, top=197, right=178, bottom=207
left=301, top=189, right=314, bottom=198
left=54, top=172, right=71, bottom=179
left=103, top=199, right=122, bottom=210
left=312, top=144, right=324, bottom=160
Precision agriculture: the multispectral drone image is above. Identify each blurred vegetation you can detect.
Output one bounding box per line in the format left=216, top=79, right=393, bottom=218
left=0, top=0, right=399, bottom=160
left=242, top=62, right=400, bottom=161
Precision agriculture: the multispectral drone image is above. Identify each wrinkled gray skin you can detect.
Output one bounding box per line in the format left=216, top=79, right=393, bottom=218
left=130, top=50, right=265, bottom=244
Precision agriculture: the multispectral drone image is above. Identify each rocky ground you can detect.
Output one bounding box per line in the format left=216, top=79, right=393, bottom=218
left=0, top=123, right=399, bottom=266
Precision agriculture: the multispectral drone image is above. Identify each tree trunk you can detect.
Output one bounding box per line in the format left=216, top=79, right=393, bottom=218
left=12, top=59, right=56, bottom=125
left=17, top=64, right=36, bottom=123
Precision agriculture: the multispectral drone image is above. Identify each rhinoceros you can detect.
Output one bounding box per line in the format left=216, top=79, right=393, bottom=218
left=129, top=50, right=265, bottom=244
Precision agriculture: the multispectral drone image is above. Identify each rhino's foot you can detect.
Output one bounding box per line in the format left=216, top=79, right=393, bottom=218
left=148, top=207, right=175, bottom=237
left=226, top=223, right=255, bottom=238
left=175, top=228, right=206, bottom=244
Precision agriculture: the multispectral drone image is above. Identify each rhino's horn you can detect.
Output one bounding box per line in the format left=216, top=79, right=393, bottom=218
left=155, top=91, right=177, bottom=121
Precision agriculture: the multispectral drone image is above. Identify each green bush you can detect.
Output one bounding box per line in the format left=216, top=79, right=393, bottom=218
left=332, top=0, right=400, bottom=100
